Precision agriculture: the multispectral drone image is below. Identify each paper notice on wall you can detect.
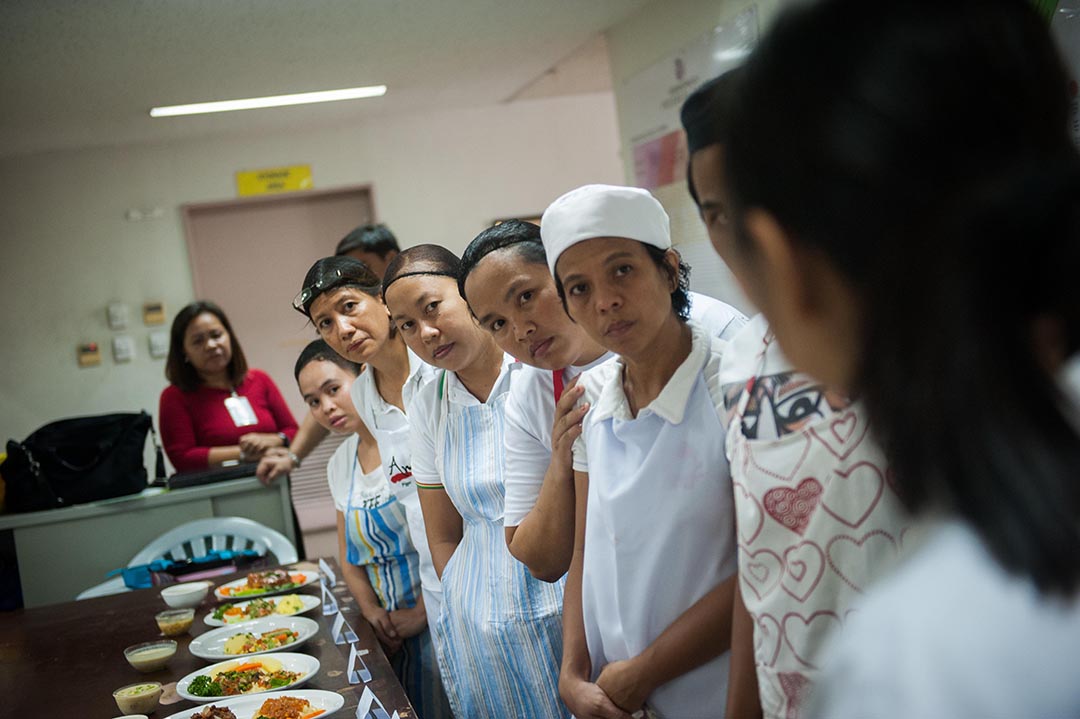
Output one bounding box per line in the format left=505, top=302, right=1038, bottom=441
left=619, top=6, right=759, bottom=191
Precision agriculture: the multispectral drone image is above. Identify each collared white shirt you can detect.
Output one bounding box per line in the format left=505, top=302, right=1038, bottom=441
left=572, top=322, right=725, bottom=472
left=350, top=348, right=435, bottom=438
left=689, top=290, right=748, bottom=342
left=503, top=353, right=613, bottom=527
left=411, top=353, right=518, bottom=490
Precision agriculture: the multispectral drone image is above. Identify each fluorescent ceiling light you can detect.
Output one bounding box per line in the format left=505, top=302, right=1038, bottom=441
left=150, top=85, right=387, bottom=117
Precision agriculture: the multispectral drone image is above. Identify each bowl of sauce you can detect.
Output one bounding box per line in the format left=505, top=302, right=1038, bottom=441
left=123, top=640, right=177, bottom=673
left=155, top=607, right=195, bottom=636
left=112, top=681, right=162, bottom=713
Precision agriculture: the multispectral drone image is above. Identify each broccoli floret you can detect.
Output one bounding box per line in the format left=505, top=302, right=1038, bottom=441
left=188, top=674, right=222, bottom=697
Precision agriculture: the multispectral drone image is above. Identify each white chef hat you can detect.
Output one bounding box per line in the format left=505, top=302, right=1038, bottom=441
left=540, top=184, right=671, bottom=278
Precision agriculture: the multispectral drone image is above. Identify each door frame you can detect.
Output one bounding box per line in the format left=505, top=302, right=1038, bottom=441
left=180, top=183, right=377, bottom=295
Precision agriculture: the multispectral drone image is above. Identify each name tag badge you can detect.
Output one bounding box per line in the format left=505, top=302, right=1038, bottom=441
left=224, top=394, right=258, bottom=427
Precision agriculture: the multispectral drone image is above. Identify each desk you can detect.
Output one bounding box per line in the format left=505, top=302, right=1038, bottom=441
left=0, top=558, right=414, bottom=717
left=0, top=476, right=295, bottom=608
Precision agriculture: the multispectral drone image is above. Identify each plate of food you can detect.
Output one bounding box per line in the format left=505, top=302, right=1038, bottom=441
left=165, top=689, right=345, bottom=719
left=215, top=569, right=317, bottom=601
left=190, top=616, right=319, bottom=660
left=205, top=594, right=321, bottom=627
left=175, top=653, right=320, bottom=702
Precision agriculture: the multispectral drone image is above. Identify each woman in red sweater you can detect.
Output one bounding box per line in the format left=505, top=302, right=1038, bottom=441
left=159, top=301, right=298, bottom=472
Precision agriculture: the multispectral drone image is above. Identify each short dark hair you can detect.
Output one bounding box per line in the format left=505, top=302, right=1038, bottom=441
left=165, top=301, right=249, bottom=392
left=727, top=0, right=1080, bottom=593
left=553, top=243, right=692, bottom=322
left=296, top=256, right=383, bottom=319
left=458, top=220, right=547, bottom=300
left=680, top=68, right=742, bottom=205
left=293, top=339, right=361, bottom=382
left=382, top=244, right=462, bottom=296
left=335, top=223, right=399, bottom=258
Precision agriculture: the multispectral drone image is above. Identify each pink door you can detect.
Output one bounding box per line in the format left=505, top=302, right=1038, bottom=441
left=182, top=186, right=375, bottom=535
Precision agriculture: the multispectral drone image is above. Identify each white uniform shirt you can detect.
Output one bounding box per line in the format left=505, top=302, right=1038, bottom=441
left=349, top=348, right=439, bottom=623
left=572, top=323, right=738, bottom=717
left=326, top=433, right=392, bottom=512
left=813, top=520, right=1080, bottom=719
left=502, top=353, right=612, bottom=527
left=502, top=292, right=745, bottom=528
left=410, top=354, right=518, bottom=490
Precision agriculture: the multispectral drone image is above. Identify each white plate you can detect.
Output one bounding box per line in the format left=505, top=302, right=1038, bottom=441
left=214, top=570, right=318, bottom=601
left=190, top=616, right=320, bottom=660
left=204, top=594, right=322, bottom=627
left=163, top=688, right=345, bottom=719
left=175, top=652, right=320, bottom=702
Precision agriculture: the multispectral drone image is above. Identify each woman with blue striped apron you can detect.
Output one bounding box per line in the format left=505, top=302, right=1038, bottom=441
left=293, top=338, right=451, bottom=719
left=384, top=245, right=568, bottom=719
left=332, top=433, right=451, bottom=719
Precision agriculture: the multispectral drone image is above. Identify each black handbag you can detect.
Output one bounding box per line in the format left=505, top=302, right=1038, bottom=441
left=2, top=410, right=165, bottom=513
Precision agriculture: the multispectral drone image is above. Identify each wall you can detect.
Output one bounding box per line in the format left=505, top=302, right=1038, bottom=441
left=0, top=91, right=624, bottom=449
left=605, top=0, right=785, bottom=315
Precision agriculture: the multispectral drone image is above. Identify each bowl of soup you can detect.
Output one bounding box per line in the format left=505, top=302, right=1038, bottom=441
left=112, top=682, right=162, bottom=714
left=123, top=639, right=177, bottom=673
left=161, top=580, right=210, bottom=609
left=155, top=607, right=195, bottom=636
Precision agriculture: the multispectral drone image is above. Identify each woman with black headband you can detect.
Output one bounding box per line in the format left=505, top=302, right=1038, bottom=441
left=292, top=256, right=452, bottom=718
left=383, top=245, right=568, bottom=719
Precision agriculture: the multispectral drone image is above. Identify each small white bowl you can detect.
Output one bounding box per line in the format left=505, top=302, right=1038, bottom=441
left=160, top=581, right=210, bottom=609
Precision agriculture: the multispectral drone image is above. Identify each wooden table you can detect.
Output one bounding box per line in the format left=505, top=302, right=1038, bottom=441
left=0, top=558, right=414, bottom=718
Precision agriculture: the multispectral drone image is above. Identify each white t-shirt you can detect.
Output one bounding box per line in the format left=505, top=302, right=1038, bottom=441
left=812, top=520, right=1080, bottom=718
left=689, top=290, right=748, bottom=343
left=501, top=292, right=744, bottom=528
left=502, top=354, right=612, bottom=527
left=326, top=434, right=392, bottom=512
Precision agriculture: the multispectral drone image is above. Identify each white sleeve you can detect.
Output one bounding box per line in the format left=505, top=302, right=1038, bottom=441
left=326, top=437, right=356, bottom=513
left=503, top=380, right=552, bottom=527
left=409, top=382, right=443, bottom=489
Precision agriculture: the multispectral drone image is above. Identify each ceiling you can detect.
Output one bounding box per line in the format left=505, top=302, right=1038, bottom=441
left=0, top=0, right=648, bottom=159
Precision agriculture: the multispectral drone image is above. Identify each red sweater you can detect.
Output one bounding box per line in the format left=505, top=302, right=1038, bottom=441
left=158, top=369, right=299, bottom=472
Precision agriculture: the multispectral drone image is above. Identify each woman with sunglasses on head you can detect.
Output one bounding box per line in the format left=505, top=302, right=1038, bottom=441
left=291, top=258, right=448, bottom=677
left=720, top=0, right=1080, bottom=715
left=459, top=220, right=747, bottom=583
left=291, top=339, right=448, bottom=718
left=543, top=184, right=738, bottom=719
left=383, top=245, right=568, bottom=719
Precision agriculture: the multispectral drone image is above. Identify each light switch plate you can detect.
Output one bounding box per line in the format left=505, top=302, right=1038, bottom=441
left=107, top=302, right=129, bottom=330
left=112, top=335, right=136, bottom=363
left=148, top=330, right=169, bottom=359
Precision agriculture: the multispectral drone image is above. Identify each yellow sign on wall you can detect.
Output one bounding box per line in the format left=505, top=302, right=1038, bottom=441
left=236, top=164, right=313, bottom=196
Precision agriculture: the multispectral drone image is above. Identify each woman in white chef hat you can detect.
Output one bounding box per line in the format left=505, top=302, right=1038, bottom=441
left=544, top=184, right=738, bottom=719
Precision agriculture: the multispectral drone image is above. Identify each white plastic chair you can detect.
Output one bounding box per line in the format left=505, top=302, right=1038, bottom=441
left=76, top=516, right=297, bottom=600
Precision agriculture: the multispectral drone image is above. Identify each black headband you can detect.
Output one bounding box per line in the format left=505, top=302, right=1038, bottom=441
left=382, top=269, right=458, bottom=295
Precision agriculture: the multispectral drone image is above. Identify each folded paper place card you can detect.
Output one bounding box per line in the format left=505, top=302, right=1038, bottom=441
left=348, top=643, right=372, bottom=685
left=319, top=557, right=337, bottom=587
left=355, top=685, right=399, bottom=719
left=322, top=580, right=339, bottom=616
left=332, top=610, right=359, bottom=645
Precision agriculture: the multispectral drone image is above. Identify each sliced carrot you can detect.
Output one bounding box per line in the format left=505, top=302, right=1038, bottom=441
left=301, top=710, right=326, bottom=719
left=233, top=661, right=262, bottom=672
